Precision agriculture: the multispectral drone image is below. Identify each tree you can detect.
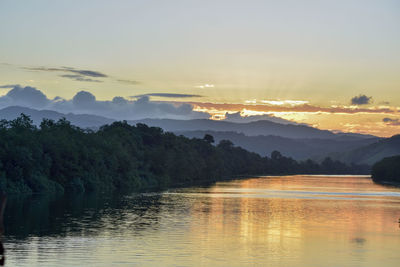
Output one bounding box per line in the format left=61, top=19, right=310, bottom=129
left=271, top=150, right=282, bottom=160
left=203, top=134, right=215, bottom=144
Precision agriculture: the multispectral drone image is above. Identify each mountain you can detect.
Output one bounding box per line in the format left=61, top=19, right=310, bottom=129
left=175, top=130, right=380, bottom=160
left=132, top=118, right=375, bottom=140
left=0, top=106, right=115, bottom=128
left=0, top=106, right=383, bottom=162
left=330, top=135, right=400, bottom=165
left=1, top=106, right=375, bottom=140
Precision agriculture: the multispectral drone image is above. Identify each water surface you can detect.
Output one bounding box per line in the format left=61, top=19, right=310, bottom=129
left=4, top=175, right=400, bottom=266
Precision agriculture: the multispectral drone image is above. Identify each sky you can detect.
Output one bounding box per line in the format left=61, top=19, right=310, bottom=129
left=0, top=0, right=399, bottom=136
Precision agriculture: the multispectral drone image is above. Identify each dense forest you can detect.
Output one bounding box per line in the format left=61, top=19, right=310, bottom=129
left=0, top=115, right=369, bottom=194
left=371, top=155, right=400, bottom=184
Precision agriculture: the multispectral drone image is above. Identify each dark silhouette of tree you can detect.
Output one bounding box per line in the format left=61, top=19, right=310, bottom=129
left=371, top=155, right=400, bottom=184
left=0, top=114, right=369, bottom=194
left=203, top=134, right=215, bottom=144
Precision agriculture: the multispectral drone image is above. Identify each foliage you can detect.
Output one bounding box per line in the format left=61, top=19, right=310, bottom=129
left=371, top=155, right=400, bottom=184
left=0, top=114, right=369, bottom=194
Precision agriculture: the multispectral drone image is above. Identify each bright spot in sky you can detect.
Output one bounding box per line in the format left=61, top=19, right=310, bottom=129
left=195, top=84, right=214, bottom=89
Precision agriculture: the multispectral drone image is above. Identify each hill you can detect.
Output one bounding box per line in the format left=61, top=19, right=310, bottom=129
left=371, top=155, right=400, bottom=185
left=0, top=106, right=382, bottom=162
left=132, top=118, right=375, bottom=140
left=330, top=135, right=400, bottom=165
left=176, top=130, right=379, bottom=160
left=0, top=115, right=368, bottom=194
left=0, top=106, right=115, bottom=128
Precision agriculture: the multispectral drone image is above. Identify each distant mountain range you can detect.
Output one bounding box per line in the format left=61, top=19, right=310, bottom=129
left=329, top=135, right=400, bottom=165
left=1, top=105, right=398, bottom=165
left=0, top=106, right=115, bottom=128
left=132, top=118, right=375, bottom=140
left=175, top=130, right=379, bottom=160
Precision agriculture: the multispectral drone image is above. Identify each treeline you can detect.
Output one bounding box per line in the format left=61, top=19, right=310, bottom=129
left=371, top=155, right=400, bottom=184
left=0, top=115, right=369, bottom=194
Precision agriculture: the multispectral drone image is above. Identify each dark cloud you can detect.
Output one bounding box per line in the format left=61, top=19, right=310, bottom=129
left=383, top=117, right=400, bottom=126
left=67, top=69, right=106, bottom=78
left=0, top=85, right=209, bottom=120
left=351, top=94, right=372, bottom=105
left=60, top=74, right=102, bottom=83
left=23, top=66, right=107, bottom=78
left=132, top=93, right=202, bottom=98
left=21, top=65, right=142, bottom=85
left=0, top=84, right=20, bottom=89
left=117, top=79, right=141, bottom=85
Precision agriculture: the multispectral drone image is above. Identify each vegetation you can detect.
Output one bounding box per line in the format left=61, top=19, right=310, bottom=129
left=371, top=155, right=400, bottom=184
left=0, top=115, right=369, bottom=194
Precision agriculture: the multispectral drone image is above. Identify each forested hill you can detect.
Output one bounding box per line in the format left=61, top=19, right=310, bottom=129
left=371, top=155, right=400, bottom=185
left=0, top=115, right=369, bottom=194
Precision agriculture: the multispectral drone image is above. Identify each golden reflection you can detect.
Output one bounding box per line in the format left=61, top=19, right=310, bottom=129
left=187, top=176, right=400, bottom=266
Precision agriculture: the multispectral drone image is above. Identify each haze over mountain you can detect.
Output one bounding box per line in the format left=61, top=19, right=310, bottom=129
left=330, top=135, right=400, bottom=165
left=0, top=106, right=375, bottom=140
left=132, top=118, right=375, bottom=140
left=1, top=106, right=392, bottom=164
left=176, top=130, right=380, bottom=160
left=0, top=106, right=114, bottom=128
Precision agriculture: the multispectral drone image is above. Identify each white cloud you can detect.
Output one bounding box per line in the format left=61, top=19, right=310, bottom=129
left=195, top=84, right=214, bottom=89
left=260, top=100, right=309, bottom=106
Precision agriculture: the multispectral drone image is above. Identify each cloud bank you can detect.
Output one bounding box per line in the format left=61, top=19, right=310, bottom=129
left=185, top=101, right=395, bottom=115
left=0, top=85, right=209, bottom=120
left=351, top=94, right=372, bottom=105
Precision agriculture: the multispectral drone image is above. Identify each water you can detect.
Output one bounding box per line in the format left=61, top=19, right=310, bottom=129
left=3, top=175, right=400, bottom=266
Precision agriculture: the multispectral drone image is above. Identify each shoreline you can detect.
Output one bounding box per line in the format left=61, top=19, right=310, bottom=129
left=372, top=179, right=400, bottom=188
left=5, top=173, right=373, bottom=197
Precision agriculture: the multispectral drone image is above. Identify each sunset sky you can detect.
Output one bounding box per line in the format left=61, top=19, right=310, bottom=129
left=0, top=0, right=399, bottom=136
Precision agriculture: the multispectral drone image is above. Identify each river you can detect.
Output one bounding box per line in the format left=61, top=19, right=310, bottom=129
left=4, top=175, right=400, bottom=266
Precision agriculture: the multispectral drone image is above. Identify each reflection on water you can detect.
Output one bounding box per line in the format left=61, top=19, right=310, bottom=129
left=4, top=175, right=400, bottom=266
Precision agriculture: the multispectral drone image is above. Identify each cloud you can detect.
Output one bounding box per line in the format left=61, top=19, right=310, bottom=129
left=24, top=66, right=107, bottom=78
left=195, top=84, right=214, bottom=89
left=181, top=101, right=396, bottom=115
left=21, top=65, right=141, bottom=85
left=72, top=91, right=97, bottom=108
left=0, top=85, right=210, bottom=120
left=383, top=117, right=400, bottom=126
left=351, top=94, right=372, bottom=105
left=0, top=85, right=49, bottom=108
left=260, top=100, right=309, bottom=106
left=0, top=84, right=20, bottom=89
left=60, top=74, right=102, bottom=83
left=67, top=69, right=107, bottom=78
left=117, top=79, right=141, bottom=85
left=223, top=112, right=299, bottom=125
left=132, top=93, right=202, bottom=98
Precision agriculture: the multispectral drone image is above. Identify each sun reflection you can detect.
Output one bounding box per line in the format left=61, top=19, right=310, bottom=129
left=185, top=176, right=400, bottom=265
